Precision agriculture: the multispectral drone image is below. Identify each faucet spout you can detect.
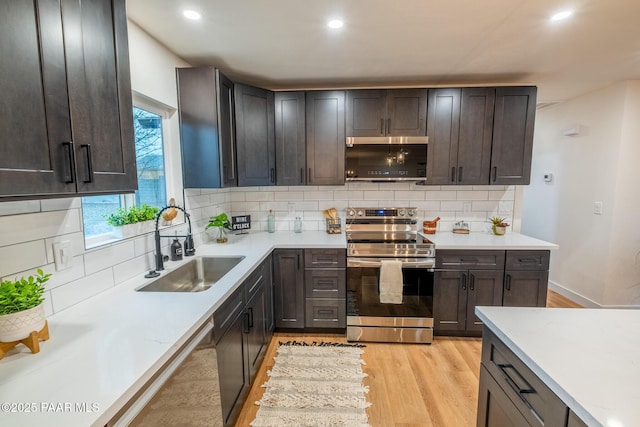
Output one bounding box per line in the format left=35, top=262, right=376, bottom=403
left=154, top=204, right=196, bottom=271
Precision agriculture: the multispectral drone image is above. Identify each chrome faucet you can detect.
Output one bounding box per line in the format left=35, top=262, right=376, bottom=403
left=154, top=204, right=195, bottom=271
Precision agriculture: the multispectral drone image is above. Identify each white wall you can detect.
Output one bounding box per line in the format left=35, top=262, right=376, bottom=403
left=522, top=81, right=640, bottom=307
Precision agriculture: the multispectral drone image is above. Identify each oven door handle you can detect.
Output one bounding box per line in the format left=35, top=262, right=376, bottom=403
left=347, top=258, right=435, bottom=270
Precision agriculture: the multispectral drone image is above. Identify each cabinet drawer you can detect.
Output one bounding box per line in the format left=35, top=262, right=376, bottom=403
left=304, top=249, right=346, bottom=268
left=505, top=250, right=550, bottom=271
left=305, top=269, right=346, bottom=298
left=244, top=261, right=267, bottom=302
left=213, top=287, right=244, bottom=341
left=305, top=299, right=346, bottom=328
left=436, top=250, right=505, bottom=269
left=482, top=329, right=567, bottom=426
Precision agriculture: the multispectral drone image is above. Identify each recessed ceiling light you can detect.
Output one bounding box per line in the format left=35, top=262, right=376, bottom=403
left=183, top=10, right=201, bottom=20
left=327, top=19, right=344, bottom=29
left=550, top=10, right=573, bottom=21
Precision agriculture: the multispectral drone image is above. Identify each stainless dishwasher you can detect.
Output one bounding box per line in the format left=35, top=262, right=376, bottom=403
left=110, top=317, right=224, bottom=426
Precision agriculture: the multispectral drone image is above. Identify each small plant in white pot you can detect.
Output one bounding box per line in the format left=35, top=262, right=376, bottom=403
left=0, top=269, right=51, bottom=342
left=106, top=204, right=159, bottom=239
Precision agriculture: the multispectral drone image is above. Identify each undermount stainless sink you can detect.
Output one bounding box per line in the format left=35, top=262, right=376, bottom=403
left=136, top=256, right=245, bottom=292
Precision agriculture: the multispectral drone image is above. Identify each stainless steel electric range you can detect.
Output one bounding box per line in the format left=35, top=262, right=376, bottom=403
left=345, top=207, right=435, bottom=344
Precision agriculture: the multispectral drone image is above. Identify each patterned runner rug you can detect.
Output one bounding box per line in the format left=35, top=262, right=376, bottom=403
left=251, top=341, right=371, bottom=427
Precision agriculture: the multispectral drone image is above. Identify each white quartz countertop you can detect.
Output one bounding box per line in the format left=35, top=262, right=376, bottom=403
left=421, top=231, right=559, bottom=250
left=475, top=306, right=640, bottom=427
left=0, top=231, right=345, bottom=427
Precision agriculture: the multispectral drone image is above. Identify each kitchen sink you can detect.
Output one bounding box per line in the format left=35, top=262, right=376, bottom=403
left=136, top=256, right=245, bottom=292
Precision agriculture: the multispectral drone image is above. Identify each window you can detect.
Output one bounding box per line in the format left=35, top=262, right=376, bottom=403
left=82, top=104, right=169, bottom=247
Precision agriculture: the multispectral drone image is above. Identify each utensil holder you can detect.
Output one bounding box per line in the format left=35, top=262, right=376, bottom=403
left=325, top=217, right=342, bottom=234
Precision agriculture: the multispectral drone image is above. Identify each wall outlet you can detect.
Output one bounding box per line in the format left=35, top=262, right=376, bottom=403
left=53, top=240, right=73, bottom=271
left=593, top=202, right=603, bottom=215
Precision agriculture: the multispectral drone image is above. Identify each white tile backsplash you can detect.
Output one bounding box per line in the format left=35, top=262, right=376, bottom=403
left=0, top=183, right=515, bottom=316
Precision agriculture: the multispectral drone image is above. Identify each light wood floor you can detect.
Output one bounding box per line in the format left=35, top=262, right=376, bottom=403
left=235, top=290, right=581, bottom=427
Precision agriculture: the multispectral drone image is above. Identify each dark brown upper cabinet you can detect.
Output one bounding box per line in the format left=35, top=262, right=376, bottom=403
left=427, top=88, right=495, bottom=185
left=274, top=92, right=306, bottom=186
left=346, top=89, right=427, bottom=137
left=306, top=91, right=345, bottom=185
left=490, top=86, right=537, bottom=185
left=234, top=84, right=275, bottom=186
left=177, top=68, right=237, bottom=188
left=0, top=0, right=137, bottom=199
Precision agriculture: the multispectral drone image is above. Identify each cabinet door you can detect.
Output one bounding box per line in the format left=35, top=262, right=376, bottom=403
left=275, top=91, right=306, bottom=185
left=386, top=89, right=427, bottom=136
left=245, top=281, right=266, bottom=382
left=263, top=255, right=275, bottom=336
left=63, top=0, right=137, bottom=194
left=0, top=0, right=76, bottom=198
left=457, top=88, right=494, bottom=185
left=306, top=91, right=345, bottom=185
left=216, top=311, right=248, bottom=426
left=272, top=249, right=305, bottom=328
left=235, top=83, right=275, bottom=186
left=426, top=88, right=461, bottom=185
left=216, top=70, right=238, bottom=187
left=465, top=270, right=504, bottom=332
left=490, top=86, right=537, bottom=185
left=503, top=270, right=549, bottom=307
left=434, top=270, right=468, bottom=332
left=346, top=90, right=386, bottom=137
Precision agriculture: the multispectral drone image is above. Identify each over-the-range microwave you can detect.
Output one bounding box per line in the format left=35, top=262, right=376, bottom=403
left=345, top=136, right=428, bottom=181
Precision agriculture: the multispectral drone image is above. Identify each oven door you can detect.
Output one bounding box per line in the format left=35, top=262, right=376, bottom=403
left=346, top=257, right=434, bottom=343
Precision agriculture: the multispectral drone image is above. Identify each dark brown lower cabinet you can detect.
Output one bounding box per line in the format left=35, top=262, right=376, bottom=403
left=434, top=269, right=503, bottom=334
left=213, top=258, right=272, bottom=426
left=273, top=249, right=305, bottom=328
left=478, top=328, right=581, bottom=427
left=503, top=270, right=549, bottom=307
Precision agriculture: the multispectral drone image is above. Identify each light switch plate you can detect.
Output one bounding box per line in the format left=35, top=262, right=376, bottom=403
left=53, top=240, right=73, bottom=271
left=593, top=202, right=603, bottom=215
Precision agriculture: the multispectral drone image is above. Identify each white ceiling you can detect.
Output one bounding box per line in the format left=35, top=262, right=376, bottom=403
left=126, top=0, right=640, bottom=104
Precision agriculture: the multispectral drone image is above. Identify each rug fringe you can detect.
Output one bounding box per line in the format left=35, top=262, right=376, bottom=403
left=278, top=340, right=366, bottom=348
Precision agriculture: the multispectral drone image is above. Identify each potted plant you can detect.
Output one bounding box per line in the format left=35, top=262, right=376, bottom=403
left=489, top=217, right=510, bottom=236
left=0, top=269, right=51, bottom=342
left=206, top=213, right=233, bottom=243
left=107, top=204, right=160, bottom=238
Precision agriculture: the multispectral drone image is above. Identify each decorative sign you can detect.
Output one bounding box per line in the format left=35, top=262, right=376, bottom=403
left=231, top=215, right=251, bottom=232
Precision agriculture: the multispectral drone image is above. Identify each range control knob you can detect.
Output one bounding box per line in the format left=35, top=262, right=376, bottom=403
left=357, top=210, right=364, bottom=217
left=347, top=208, right=355, bottom=217
left=407, top=209, right=416, bottom=217
left=398, top=209, right=406, bottom=216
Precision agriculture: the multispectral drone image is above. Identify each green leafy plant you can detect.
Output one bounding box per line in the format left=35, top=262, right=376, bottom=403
left=206, top=213, right=233, bottom=230
left=106, top=204, right=159, bottom=226
left=489, top=216, right=509, bottom=227
left=0, top=269, right=51, bottom=316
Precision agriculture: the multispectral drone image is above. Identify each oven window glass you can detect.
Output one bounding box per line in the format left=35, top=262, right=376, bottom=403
left=347, top=267, right=433, bottom=318
left=345, top=144, right=427, bottom=179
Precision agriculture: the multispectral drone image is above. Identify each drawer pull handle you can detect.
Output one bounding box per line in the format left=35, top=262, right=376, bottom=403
left=317, top=309, right=335, bottom=315
left=460, top=258, right=479, bottom=263
left=498, top=363, right=543, bottom=424
left=518, top=258, right=537, bottom=263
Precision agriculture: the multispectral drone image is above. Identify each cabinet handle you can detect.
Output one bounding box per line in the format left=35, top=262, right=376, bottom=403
left=243, top=312, right=250, bottom=334
left=492, top=166, right=497, bottom=182
left=518, top=258, right=537, bottom=263
left=460, top=257, right=479, bottom=264
left=313, top=258, right=337, bottom=265
left=270, top=167, right=275, bottom=183
left=62, top=142, right=75, bottom=183
left=247, top=307, right=254, bottom=328
left=462, top=273, right=467, bottom=291
left=380, top=118, right=385, bottom=134
left=505, top=274, right=512, bottom=291
left=297, top=253, right=301, bottom=270
left=317, top=309, right=335, bottom=315
left=451, top=167, right=456, bottom=183
left=300, top=168, right=304, bottom=184
left=81, top=144, right=93, bottom=183
left=497, top=363, right=542, bottom=424
left=458, top=166, right=463, bottom=182
left=469, top=274, right=475, bottom=291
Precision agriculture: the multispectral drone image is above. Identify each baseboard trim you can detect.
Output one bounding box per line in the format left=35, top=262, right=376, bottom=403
left=548, top=281, right=600, bottom=308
